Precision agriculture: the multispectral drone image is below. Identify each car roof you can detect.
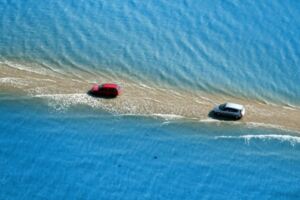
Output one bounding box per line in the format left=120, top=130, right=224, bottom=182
left=225, top=103, right=244, bottom=110
left=101, top=83, right=119, bottom=88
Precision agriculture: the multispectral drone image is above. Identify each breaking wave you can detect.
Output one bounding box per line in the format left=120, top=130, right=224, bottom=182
left=215, top=134, right=300, bottom=146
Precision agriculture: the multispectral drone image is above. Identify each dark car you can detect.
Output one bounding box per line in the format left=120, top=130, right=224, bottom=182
left=89, top=83, right=122, bottom=98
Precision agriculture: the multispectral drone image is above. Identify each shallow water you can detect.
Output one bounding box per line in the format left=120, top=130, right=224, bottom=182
left=1, top=0, right=300, bottom=199
left=1, top=63, right=300, bottom=132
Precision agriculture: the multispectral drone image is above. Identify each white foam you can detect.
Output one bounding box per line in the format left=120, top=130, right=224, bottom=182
left=34, top=93, right=100, bottom=111
left=151, top=113, right=184, bottom=120
left=1, top=60, right=48, bottom=75
left=195, top=99, right=211, bottom=105
left=138, top=83, right=153, bottom=90
left=199, top=96, right=216, bottom=104
left=143, top=97, right=162, bottom=103
left=0, top=77, right=30, bottom=87
left=246, top=122, right=283, bottom=129
left=33, top=92, right=186, bottom=119
left=245, top=122, right=299, bottom=133
left=34, top=93, right=133, bottom=116
left=170, top=90, right=185, bottom=97
left=215, top=134, right=300, bottom=146
left=0, top=60, right=65, bottom=77
left=283, top=106, right=297, bottom=111
left=199, top=118, right=219, bottom=123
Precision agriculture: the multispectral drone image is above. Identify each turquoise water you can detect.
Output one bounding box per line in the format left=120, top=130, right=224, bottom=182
left=1, top=0, right=300, bottom=199
left=1, top=0, right=300, bottom=105
left=1, top=95, right=300, bottom=199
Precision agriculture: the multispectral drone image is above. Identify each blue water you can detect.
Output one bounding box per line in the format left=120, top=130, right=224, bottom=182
left=1, top=0, right=300, bottom=199
left=1, top=95, right=300, bottom=199
left=1, top=0, right=300, bottom=105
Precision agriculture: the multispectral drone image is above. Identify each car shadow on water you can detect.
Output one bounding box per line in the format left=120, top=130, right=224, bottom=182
left=208, top=110, right=241, bottom=121
left=86, top=91, right=117, bottom=99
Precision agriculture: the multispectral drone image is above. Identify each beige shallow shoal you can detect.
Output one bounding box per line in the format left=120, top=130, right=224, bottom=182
left=1, top=63, right=300, bottom=132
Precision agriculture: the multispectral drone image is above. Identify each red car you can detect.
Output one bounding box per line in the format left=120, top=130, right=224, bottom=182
left=89, top=83, right=122, bottom=98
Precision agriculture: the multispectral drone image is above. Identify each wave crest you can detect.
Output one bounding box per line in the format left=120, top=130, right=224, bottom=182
left=215, top=134, right=300, bottom=146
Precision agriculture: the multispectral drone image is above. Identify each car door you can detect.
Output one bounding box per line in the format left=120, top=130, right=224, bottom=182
left=223, top=107, right=235, bottom=117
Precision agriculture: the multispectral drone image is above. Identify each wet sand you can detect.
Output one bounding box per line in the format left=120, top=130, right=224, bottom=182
left=1, top=62, right=300, bottom=132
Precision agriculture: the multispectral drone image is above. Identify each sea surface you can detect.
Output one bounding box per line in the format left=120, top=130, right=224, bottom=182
left=1, top=0, right=300, bottom=199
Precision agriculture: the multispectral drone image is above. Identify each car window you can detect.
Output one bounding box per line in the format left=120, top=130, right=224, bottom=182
left=106, top=88, right=117, bottom=93
left=219, top=104, right=226, bottom=111
left=226, top=108, right=239, bottom=112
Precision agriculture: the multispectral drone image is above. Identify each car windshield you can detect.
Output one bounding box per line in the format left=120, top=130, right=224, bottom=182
left=219, top=104, right=226, bottom=111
